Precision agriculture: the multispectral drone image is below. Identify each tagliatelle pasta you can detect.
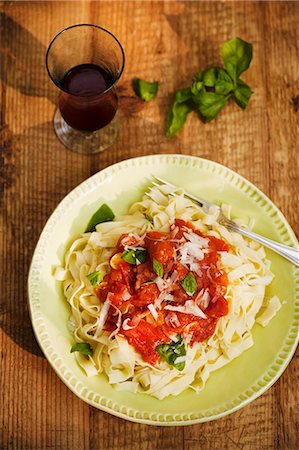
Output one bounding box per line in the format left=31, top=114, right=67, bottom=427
left=56, top=184, right=281, bottom=399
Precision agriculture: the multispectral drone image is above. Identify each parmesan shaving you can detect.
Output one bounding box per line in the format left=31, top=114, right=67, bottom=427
left=94, top=295, right=111, bottom=337
left=148, top=304, right=158, bottom=320
left=165, top=312, right=180, bottom=328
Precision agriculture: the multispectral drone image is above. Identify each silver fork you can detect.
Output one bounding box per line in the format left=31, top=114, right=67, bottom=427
left=152, top=176, right=299, bottom=266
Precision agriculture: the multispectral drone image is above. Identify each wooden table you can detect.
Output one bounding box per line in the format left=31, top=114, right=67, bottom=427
left=1, top=1, right=298, bottom=449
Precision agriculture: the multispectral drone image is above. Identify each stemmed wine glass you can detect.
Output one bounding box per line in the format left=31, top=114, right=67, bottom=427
left=46, top=24, right=125, bottom=154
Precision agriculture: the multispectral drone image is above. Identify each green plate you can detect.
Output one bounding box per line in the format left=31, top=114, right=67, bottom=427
left=28, top=155, right=299, bottom=425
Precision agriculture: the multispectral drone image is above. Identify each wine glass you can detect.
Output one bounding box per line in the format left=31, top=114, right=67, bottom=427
left=46, top=24, right=125, bottom=154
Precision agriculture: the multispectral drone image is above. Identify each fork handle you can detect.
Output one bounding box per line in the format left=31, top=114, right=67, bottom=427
left=229, top=223, right=299, bottom=266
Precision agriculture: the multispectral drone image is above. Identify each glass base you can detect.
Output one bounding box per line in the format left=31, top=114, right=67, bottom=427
left=53, top=109, right=119, bottom=154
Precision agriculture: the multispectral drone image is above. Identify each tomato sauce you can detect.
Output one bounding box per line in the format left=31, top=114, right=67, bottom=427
left=95, top=219, right=229, bottom=365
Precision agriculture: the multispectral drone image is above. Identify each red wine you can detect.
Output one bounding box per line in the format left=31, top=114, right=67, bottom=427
left=59, top=64, right=118, bottom=132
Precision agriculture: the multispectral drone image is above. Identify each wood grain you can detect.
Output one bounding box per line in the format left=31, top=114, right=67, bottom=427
left=0, top=1, right=298, bottom=449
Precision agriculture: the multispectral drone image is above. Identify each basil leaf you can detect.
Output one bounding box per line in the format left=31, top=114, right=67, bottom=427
left=215, top=68, right=234, bottom=95
left=135, top=250, right=148, bottom=263
left=193, top=71, right=203, bottom=82
left=156, top=335, right=186, bottom=371
left=233, top=79, right=253, bottom=109
left=191, top=72, right=204, bottom=96
left=221, top=37, right=253, bottom=84
left=70, top=342, right=93, bottom=356
left=121, top=250, right=136, bottom=264
left=166, top=87, right=194, bottom=137
left=191, top=81, right=203, bottom=96
left=86, top=271, right=102, bottom=287
left=143, top=213, right=154, bottom=225
left=181, top=272, right=197, bottom=296
left=153, top=258, right=164, bottom=277
left=193, top=89, right=228, bottom=123
left=202, top=67, right=218, bottom=87
left=133, top=79, right=159, bottom=101
left=122, top=249, right=148, bottom=265
left=85, top=204, right=115, bottom=232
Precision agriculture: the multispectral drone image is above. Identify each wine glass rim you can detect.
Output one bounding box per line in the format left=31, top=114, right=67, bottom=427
left=45, top=23, right=125, bottom=96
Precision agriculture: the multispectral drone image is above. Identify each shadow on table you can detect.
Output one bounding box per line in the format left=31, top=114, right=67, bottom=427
left=0, top=121, right=57, bottom=358
left=0, top=120, right=74, bottom=358
left=0, top=12, right=56, bottom=103
left=0, top=36, right=47, bottom=352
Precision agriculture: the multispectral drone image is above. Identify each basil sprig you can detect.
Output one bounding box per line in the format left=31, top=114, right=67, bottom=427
left=121, top=249, right=148, bottom=265
left=153, top=258, right=164, bottom=277
left=156, top=335, right=186, bottom=371
left=86, top=271, right=102, bottom=287
left=85, top=204, right=115, bottom=232
left=70, top=342, right=93, bottom=356
left=133, top=79, right=159, bottom=102
left=166, top=37, right=253, bottom=135
left=181, top=272, right=197, bottom=296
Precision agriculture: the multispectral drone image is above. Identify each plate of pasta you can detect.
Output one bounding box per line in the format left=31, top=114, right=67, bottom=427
left=28, top=154, right=299, bottom=425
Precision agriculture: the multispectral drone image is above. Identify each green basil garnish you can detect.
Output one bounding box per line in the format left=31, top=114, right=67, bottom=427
left=86, top=271, right=102, bottom=287
left=181, top=272, right=197, bottom=296
left=156, top=335, right=186, bottom=371
left=232, top=79, right=253, bottom=110
left=85, top=204, right=115, bottom=232
left=193, top=89, right=229, bottom=123
left=166, top=87, right=193, bottom=137
left=133, top=79, right=159, bottom=102
left=202, top=67, right=218, bottom=87
left=121, top=249, right=148, bottom=265
left=153, top=258, right=164, bottom=277
left=70, top=342, right=93, bottom=356
left=221, top=37, right=253, bottom=85
left=214, top=68, right=234, bottom=95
